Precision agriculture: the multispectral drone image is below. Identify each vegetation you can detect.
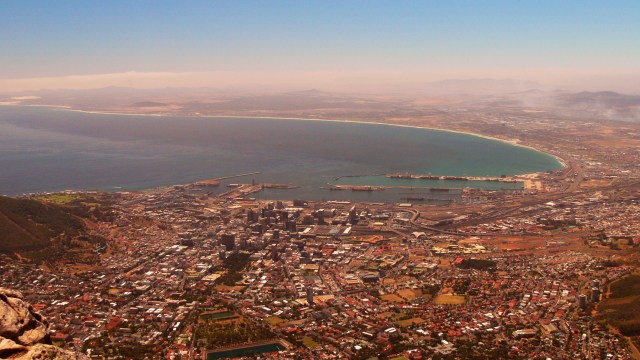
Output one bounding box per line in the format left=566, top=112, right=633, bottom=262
left=457, top=258, right=497, bottom=271
left=422, top=284, right=441, bottom=295
left=0, top=195, right=110, bottom=267
left=632, top=337, right=640, bottom=353
left=84, top=335, right=158, bottom=358
left=301, top=336, right=319, bottom=349
left=395, top=317, right=425, bottom=327
left=609, top=275, right=640, bottom=298
left=381, top=293, right=405, bottom=303
left=443, top=339, right=517, bottom=359
left=264, top=316, right=285, bottom=326
left=0, top=195, right=84, bottom=252
left=216, top=252, right=251, bottom=286
left=196, top=318, right=274, bottom=348
left=597, top=274, right=640, bottom=336
left=602, top=259, right=621, bottom=267
left=453, top=278, right=472, bottom=294
left=34, top=193, right=84, bottom=205
left=432, top=294, right=467, bottom=305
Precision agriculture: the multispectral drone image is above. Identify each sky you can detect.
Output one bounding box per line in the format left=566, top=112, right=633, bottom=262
left=1, top=0, right=639, bottom=93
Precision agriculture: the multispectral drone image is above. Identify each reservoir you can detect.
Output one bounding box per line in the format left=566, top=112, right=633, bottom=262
left=206, top=341, right=286, bottom=359
left=0, top=106, right=563, bottom=202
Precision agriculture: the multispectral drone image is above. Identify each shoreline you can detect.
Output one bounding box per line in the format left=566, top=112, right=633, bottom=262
left=2, top=103, right=567, bottom=171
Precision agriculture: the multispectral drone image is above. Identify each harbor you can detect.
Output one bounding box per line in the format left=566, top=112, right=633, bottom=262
left=180, top=171, right=521, bottom=203
left=192, top=172, right=262, bottom=187
left=386, top=173, right=519, bottom=183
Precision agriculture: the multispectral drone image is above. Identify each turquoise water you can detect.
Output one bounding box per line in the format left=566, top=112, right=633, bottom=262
left=0, top=106, right=563, bottom=202
left=207, top=342, right=285, bottom=359
left=333, top=175, right=522, bottom=189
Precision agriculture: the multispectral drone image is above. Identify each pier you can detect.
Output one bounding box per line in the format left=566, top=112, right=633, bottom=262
left=332, top=173, right=385, bottom=181
left=386, top=173, right=519, bottom=183
left=193, top=172, right=262, bottom=186
left=324, top=184, right=465, bottom=192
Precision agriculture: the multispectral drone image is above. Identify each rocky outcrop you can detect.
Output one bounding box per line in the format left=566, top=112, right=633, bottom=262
left=0, top=288, right=87, bottom=359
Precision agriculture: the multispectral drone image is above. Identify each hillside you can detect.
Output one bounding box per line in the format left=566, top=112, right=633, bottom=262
left=0, top=194, right=110, bottom=269
left=0, top=196, right=84, bottom=253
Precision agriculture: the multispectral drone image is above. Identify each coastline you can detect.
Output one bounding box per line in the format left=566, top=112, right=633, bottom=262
left=2, top=103, right=567, bottom=172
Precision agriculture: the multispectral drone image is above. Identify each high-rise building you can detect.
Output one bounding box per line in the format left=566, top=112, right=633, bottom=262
left=578, top=294, right=587, bottom=308
left=287, top=220, right=297, bottom=232
left=246, top=208, right=255, bottom=224
left=220, top=233, right=235, bottom=251
left=302, top=215, right=314, bottom=225
left=293, top=199, right=307, bottom=207
left=306, top=286, right=314, bottom=305
left=349, top=205, right=357, bottom=224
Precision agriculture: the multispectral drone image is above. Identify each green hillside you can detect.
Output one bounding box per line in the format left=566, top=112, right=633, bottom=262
left=0, top=196, right=85, bottom=252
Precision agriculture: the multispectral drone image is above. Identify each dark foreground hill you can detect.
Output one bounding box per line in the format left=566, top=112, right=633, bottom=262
left=0, top=195, right=111, bottom=267
left=0, top=196, right=85, bottom=253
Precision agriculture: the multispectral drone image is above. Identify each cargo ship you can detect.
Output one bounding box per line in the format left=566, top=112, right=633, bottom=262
left=262, top=184, right=300, bottom=189
left=430, top=188, right=450, bottom=192
left=404, top=197, right=425, bottom=201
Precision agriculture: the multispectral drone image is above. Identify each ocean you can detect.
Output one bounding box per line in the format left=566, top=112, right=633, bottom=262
left=0, top=106, right=563, bottom=202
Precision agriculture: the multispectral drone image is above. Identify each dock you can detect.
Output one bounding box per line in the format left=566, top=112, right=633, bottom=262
left=324, top=184, right=465, bottom=192
left=193, top=172, right=261, bottom=186
left=386, top=173, right=519, bottom=183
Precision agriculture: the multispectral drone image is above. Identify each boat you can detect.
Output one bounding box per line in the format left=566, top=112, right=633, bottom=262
left=430, top=188, right=450, bottom=192
left=351, top=186, right=374, bottom=191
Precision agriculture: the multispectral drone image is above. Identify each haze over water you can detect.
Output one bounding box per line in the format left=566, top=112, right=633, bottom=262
left=0, top=106, right=563, bottom=202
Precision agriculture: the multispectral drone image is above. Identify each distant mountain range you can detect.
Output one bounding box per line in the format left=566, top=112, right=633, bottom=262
left=502, top=90, right=640, bottom=122
left=2, top=81, right=640, bottom=122
left=558, top=91, right=640, bottom=108
left=421, top=79, right=545, bottom=95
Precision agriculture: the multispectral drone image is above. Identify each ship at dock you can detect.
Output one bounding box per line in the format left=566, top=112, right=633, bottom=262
left=386, top=173, right=467, bottom=180
left=404, top=196, right=425, bottom=201
left=430, top=188, right=450, bottom=192
left=324, top=185, right=384, bottom=191
left=351, top=186, right=376, bottom=191
left=262, top=183, right=300, bottom=189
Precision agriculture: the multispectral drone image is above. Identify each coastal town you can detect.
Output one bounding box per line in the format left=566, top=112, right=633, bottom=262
left=3, top=2, right=640, bottom=359
left=2, top=126, right=640, bottom=359
left=2, top=92, right=640, bottom=359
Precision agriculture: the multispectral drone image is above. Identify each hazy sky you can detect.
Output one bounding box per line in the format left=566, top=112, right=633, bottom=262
left=1, top=0, right=639, bottom=93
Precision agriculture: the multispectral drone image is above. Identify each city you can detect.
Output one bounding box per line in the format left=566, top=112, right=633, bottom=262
left=2, top=109, right=639, bottom=358
left=1, top=1, right=640, bottom=359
